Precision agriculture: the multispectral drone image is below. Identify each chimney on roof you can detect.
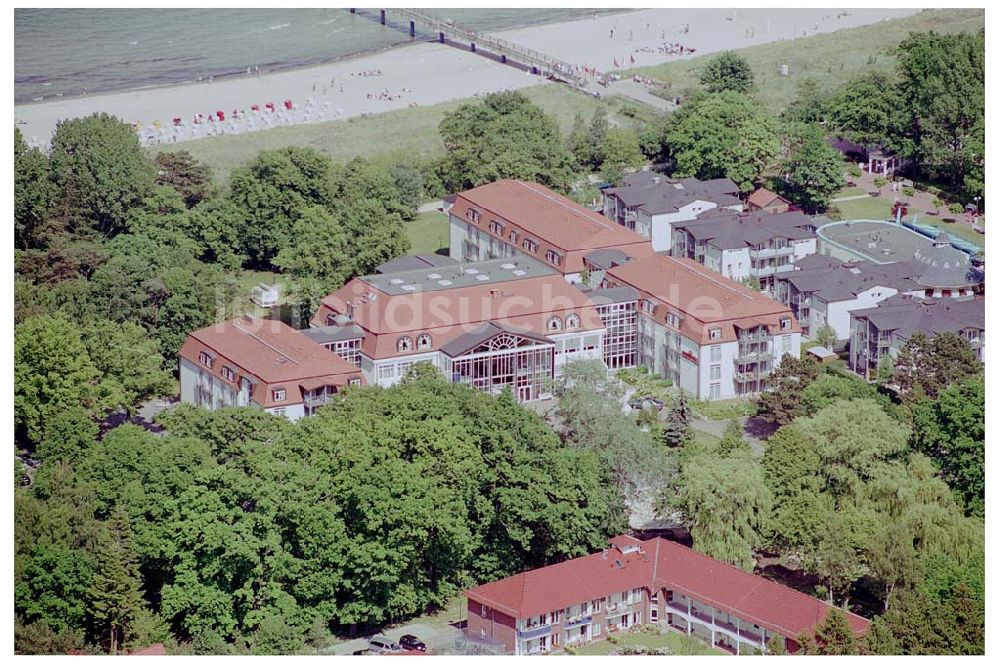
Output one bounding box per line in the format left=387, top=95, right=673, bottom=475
left=602, top=548, right=608, bottom=560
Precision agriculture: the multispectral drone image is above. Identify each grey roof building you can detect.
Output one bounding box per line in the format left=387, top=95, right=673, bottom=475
left=848, top=295, right=985, bottom=379
left=601, top=171, right=744, bottom=251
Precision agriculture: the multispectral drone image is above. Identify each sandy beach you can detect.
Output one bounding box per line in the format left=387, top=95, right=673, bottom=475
left=14, top=7, right=917, bottom=147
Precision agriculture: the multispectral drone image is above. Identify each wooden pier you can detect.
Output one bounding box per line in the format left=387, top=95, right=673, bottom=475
left=349, top=8, right=587, bottom=87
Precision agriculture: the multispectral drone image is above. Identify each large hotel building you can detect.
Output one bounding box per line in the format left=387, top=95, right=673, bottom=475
left=465, top=534, right=870, bottom=655
left=179, top=180, right=802, bottom=413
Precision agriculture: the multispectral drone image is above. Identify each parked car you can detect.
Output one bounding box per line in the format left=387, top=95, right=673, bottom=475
left=368, top=636, right=403, bottom=655
left=628, top=396, right=664, bottom=411
left=399, top=635, right=426, bottom=652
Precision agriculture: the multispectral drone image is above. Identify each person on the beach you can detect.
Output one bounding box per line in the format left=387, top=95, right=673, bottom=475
left=610, top=28, right=614, bottom=38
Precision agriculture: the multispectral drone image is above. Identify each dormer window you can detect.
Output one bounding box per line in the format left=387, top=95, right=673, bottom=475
left=547, top=316, right=563, bottom=332
left=642, top=299, right=656, bottom=315
left=545, top=249, right=562, bottom=266
left=709, top=328, right=722, bottom=340
left=466, top=208, right=480, bottom=223
left=199, top=351, right=214, bottom=369
left=666, top=312, right=681, bottom=328
left=566, top=313, right=580, bottom=330
left=780, top=318, right=792, bottom=330
left=509, top=230, right=519, bottom=244
left=397, top=336, right=413, bottom=352
left=272, top=388, right=286, bottom=402
left=416, top=333, right=432, bottom=350
left=222, top=366, right=236, bottom=382
left=489, top=219, right=504, bottom=235
left=522, top=238, right=539, bottom=253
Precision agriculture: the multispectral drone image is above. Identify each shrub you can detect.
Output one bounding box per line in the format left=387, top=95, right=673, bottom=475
left=902, top=187, right=915, bottom=197
left=932, top=197, right=944, bottom=210
left=846, top=164, right=862, bottom=178
left=948, top=203, right=964, bottom=214
left=873, top=176, right=888, bottom=189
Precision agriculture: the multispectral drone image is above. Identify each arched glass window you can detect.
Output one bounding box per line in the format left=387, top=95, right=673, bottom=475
left=566, top=313, right=581, bottom=330
left=397, top=336, right=413, bottom=352
left=547, top=316, right=563, bottom=332
left=416, top=333, right=432, bottom=350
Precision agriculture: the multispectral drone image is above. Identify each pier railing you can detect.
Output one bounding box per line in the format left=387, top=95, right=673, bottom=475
left=359, top=8, right=588, bottom=86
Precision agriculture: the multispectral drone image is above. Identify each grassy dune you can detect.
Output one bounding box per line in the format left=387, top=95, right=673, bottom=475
left=636, top=8, right=984, bottom=113
left=151, top=84, right=648, bottom=184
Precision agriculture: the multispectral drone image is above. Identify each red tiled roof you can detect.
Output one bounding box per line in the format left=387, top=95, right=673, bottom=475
left=464, top=537, right=869, bottom=640
left=451, top=180, right=654, bottom=272
left=747, top=187, right=789, bottom=209
left=313, top=274, right=605, bottom=360
left=605, top=255, right=800, bottom=344
left=128, top=643, right=167, bottom=655
left=179, top=316, right=362, bottom=407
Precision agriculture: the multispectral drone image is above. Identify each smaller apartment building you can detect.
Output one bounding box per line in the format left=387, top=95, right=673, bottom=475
left=449, top=179, right=654, bottom=283
left=465, top=535, right=869, bottom=655
left=178, top=316, right=363, bottom=421
left=848, top=295, right=985, bottom=380
left=602, top=172, right=743, bottom=251
left=671, top=210, right=819, bottom=292
left=602, top=255, right=801, bottom=399
left=310, top=257, right=606, bottom=401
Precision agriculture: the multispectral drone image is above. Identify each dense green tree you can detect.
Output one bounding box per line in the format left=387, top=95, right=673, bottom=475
left=774, top=123, right=845, bottom=213
left=15, top=127, right=54, bottom=250
left=660, top=392, right=692, bottom=447
left=753, top=353, right=819, bottom=425
left=782, top=78, right=828, bottom=124
left=698, top=51, right=755, bottom=94
left=49, top=113, right=155, bottom=238
left=336, top=157, right=416, bottom=221
left=15, top=315, right=100, bottom=443
left=910, top=377, right=984, bottom=516
left=827, top=72, right=905, bottom=155
left=228, top=146, right=336, bottom=267
left=552, top=360, right=671, bottom=497
left=658, top=91, right=779, bottom=192
left=14, top=619, right=86, bottom=655
left=659, top=445, right=770, bottom=571
left=333, top=198, right=410, bottom=277
left=89, top=508, right=146, bottom=654
left=716, top=419, right=750, bottom=456
left=36, top=407, right=99, bottom=467
left=894, top=30, right=984, bottom=195
left=82, top=319, right=174, bottom=414
left=892, top=331, right=981, bottom=402
left=800, top=608, right=858, bottom=655
left=437, top=90, right=575, bottom=193
left=183, top=197, right=248, bottom=270
left=274, top=205, right=352, bottom=315
left=154, top=150, right=215, bottom=208
left=600, top=127, right=645, bottom=184
left=765, top=633, right=787, bottom=655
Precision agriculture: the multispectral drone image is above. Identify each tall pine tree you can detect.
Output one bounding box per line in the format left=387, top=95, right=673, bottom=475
left=88, top=507, right=145, bottom=654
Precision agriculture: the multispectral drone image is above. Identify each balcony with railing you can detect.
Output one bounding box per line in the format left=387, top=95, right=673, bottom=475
left=750, top=245, right=793, bottom=259
left=564, top=614, right=593, bottom=629
left=517, top=624, right=552, bottom=640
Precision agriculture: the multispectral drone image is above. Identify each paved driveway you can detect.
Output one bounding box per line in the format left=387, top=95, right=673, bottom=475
left=323, top=621, right=464, bottom=655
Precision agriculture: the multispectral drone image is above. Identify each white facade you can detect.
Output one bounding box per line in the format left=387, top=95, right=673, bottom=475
left=645, top=202, right=742, bottom=252
left=179, top=357, right=310, bottom=422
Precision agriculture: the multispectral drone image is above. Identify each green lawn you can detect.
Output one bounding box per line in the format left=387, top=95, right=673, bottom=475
left=151, top=84, right=646, bottom=184
left=570, top=629, right=721, bottom=656
left=407, top=210, right=451, bottom=256
left=831, top=194, right=984, bottom=247
left=690, top=397, right=756, bottom=422
left=830, top=195, right=894, bottom=222
left=636, top=9, right=984, bottom=114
